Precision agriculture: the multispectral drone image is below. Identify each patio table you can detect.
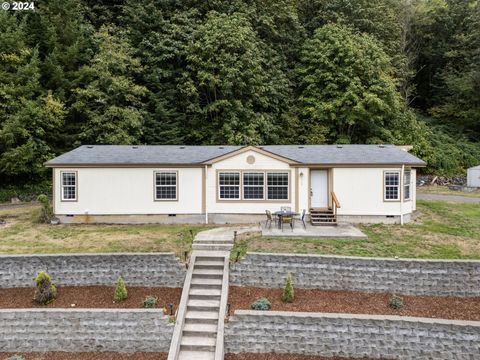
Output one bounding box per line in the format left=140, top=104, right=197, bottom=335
left=273, top=210, right=298, bottom=230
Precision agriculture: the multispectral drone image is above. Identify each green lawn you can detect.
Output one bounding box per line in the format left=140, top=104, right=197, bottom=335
left=232, top=200, right=480, bottom=260
left=0, top=204, right=213, bottom=255
left=417, top=185, right=480, bottom=198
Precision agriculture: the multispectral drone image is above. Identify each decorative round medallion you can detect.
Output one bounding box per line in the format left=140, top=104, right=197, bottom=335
left=246, top=155, right=256, bottom=164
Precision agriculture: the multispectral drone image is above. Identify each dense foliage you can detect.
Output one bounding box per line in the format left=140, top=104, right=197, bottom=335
left=1, top=0, right=479, bottom=187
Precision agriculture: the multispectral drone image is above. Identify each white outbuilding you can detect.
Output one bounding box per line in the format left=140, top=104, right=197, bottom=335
left=467, top=165, right=480, bottom=188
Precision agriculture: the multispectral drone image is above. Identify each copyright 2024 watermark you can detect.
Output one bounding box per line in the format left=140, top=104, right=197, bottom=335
left=2, top=2, right=35, bottom=10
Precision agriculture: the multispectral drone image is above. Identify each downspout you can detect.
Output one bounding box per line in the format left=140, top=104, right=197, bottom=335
left=400, top=164, right=405, bottom=225
left=204, top=164, right=208, bottom=224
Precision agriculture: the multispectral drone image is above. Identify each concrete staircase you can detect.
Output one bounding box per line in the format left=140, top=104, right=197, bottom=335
left=168, top=228, right=235, bottom=360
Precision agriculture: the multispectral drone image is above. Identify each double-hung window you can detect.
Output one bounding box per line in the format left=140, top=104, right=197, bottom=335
left=267, top=172, right=289, bottom=200
left=384, top=171, right=400, bottom=201
left=404, top=170, right=411, bottom=200
left=243, top=172, right=264, bottom=200
left=155, top=171, right=177, bottom=200
left=61, top=171, right=77, bottom=201
left=219, top=172, right=240, bottom=199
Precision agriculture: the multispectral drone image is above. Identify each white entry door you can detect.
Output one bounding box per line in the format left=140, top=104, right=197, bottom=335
left=311, top=170, right=328, bottom=208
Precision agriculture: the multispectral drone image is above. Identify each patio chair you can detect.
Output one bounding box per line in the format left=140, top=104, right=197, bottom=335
left=265, top=210, right=277, bottom=229
left=281, top=215, right=293, bottom=231
left=280, top=206, right=291, bottom=212
left=294, top=209, right=307, bottom=229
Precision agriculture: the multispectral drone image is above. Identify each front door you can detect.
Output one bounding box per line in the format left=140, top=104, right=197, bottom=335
left=311, top=170, right=328, bottom=208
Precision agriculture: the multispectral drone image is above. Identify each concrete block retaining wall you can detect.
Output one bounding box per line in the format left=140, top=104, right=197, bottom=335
left=0, top=253, right=186, bottom=288
left=230, top=253, right=480, bottom=296
left=225, top=310, right=480, bottom=359
left=0, top=309, right=173, bottom=352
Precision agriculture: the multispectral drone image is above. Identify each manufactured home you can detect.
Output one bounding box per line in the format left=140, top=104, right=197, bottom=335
left=45, top=145, right=426, bottom=225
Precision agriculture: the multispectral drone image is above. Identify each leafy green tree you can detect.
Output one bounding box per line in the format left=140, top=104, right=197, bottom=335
left=181, top=11, right=288, bottom=144
left=72, top=25, right=147, bottom=144
left=0, top=12, right=65, bottom=183
left=295, top=24, right=404, bottom=144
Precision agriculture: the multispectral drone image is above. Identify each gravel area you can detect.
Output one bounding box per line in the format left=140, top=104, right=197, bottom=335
left=229, top=287, right=480, bottom=321
left=0, top=286, right=181, bottom=309
left=226, top=355, right=379, bottom=360
left=0, top=353, right=167, bottom=360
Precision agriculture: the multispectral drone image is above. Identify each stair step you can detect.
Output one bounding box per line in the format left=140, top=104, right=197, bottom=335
left=185, top=310, right=219, bottom=324
left=193, top=268, right=224, bottom=275
left=189, top=288, right=222, bottom=298
left=192, top=243, right=232, bottom=251
left=183, top=323, right=218, bottom=334
left=180, top=336, right=216, bottom=352
left=195, top=256, right=227, bottom=262
left=194, top=261, right=225, bottom=270
left=187, top=299, right=220, bottom=311
left=178, top=350, right=215, bottom=360
left=191, top=278, right=222, bottom=286
left=195, top=239, right=233, bottom=244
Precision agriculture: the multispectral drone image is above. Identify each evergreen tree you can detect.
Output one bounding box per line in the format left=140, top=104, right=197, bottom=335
left=72, top=25, right=147, bottom=144
left=295, top=24, right=404, bottom=144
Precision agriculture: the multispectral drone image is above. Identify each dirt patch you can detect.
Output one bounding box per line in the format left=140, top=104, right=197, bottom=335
left=0, top=286, right=181, bottom=309
left=226, top=355, right=381, bottom=360
left=229, top=287, right=480, bottom=321
left=0, top=353, right=167, bottom=360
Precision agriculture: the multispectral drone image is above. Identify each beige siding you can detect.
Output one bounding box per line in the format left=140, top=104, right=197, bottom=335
left=332, top=167, right=415, bottom=216
left=54, top=167, right=203, bottom=215
left=207, top=149, right=296, bottom=214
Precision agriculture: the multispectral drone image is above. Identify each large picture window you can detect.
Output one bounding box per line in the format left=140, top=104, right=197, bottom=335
left=61, top=171, right=77, bottom=201
left=404, top=170, right=411, bottom=200
left=243, top=172, right=264, bottom=200
left=267, top=172, right=289, bottom=200
left=155, top=171, right=177, bottom=200
left=219, top=172, right=240, bottom=199
left=384, top=171, right=400, bottom=201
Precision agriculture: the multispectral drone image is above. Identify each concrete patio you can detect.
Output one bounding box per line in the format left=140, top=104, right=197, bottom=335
left=261, top=222, right=367, bottom=239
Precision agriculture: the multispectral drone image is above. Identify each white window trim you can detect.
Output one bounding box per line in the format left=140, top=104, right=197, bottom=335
left=217, top=170, right=290, bottom=201
left=154, top=171, right=178, bottom=201
left=60, top=171, right=77, bottom=202
left=384, top=171, right=400, bottom=202
left=404, top=170, right=411, bottom=201
left=218, top=171, right=241, bottom=200
left=242, top=172, right=265, bottom=200
left=266, top=171, right=289, bottom=201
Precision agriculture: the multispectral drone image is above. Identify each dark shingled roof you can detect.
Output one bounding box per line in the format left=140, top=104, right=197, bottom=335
left=45, top=145, right=426, bottom=166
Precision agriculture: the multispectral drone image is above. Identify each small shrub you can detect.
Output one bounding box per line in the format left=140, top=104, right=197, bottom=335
left=33, top=271, right=57, bottom=305
left=6, top=355, right=25, bottom=360
left=37, top=194, right=54, bottom=223
left=281, top=272, right=295, bottom=303
left=113, top=276, right=128, bottom=302
left=389, top=295, right=404, bottom=309
left=143, top=295, right=158, bottom=308
left=250, top=297, right=271, bottom=310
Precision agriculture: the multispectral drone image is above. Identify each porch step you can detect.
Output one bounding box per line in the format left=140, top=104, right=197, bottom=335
left=310, top=208, right=337, bottom=226
left=183, top=323, right=218, bottom=335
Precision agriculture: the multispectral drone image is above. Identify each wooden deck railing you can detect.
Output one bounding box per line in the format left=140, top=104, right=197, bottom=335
left=331, top=191, right=341, bottom=215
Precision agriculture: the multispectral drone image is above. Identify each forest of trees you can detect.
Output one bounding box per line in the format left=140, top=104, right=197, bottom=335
left=0, top=0, right=479, bottom=190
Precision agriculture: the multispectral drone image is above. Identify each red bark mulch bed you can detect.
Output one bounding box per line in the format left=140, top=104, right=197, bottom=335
left=229, top=286, right=480, bottom=321
left=0, top=286, right=181, bottom=309
left=0, top=353, right=167, bottom=360
left=226, top=355, right=379, bottom=360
